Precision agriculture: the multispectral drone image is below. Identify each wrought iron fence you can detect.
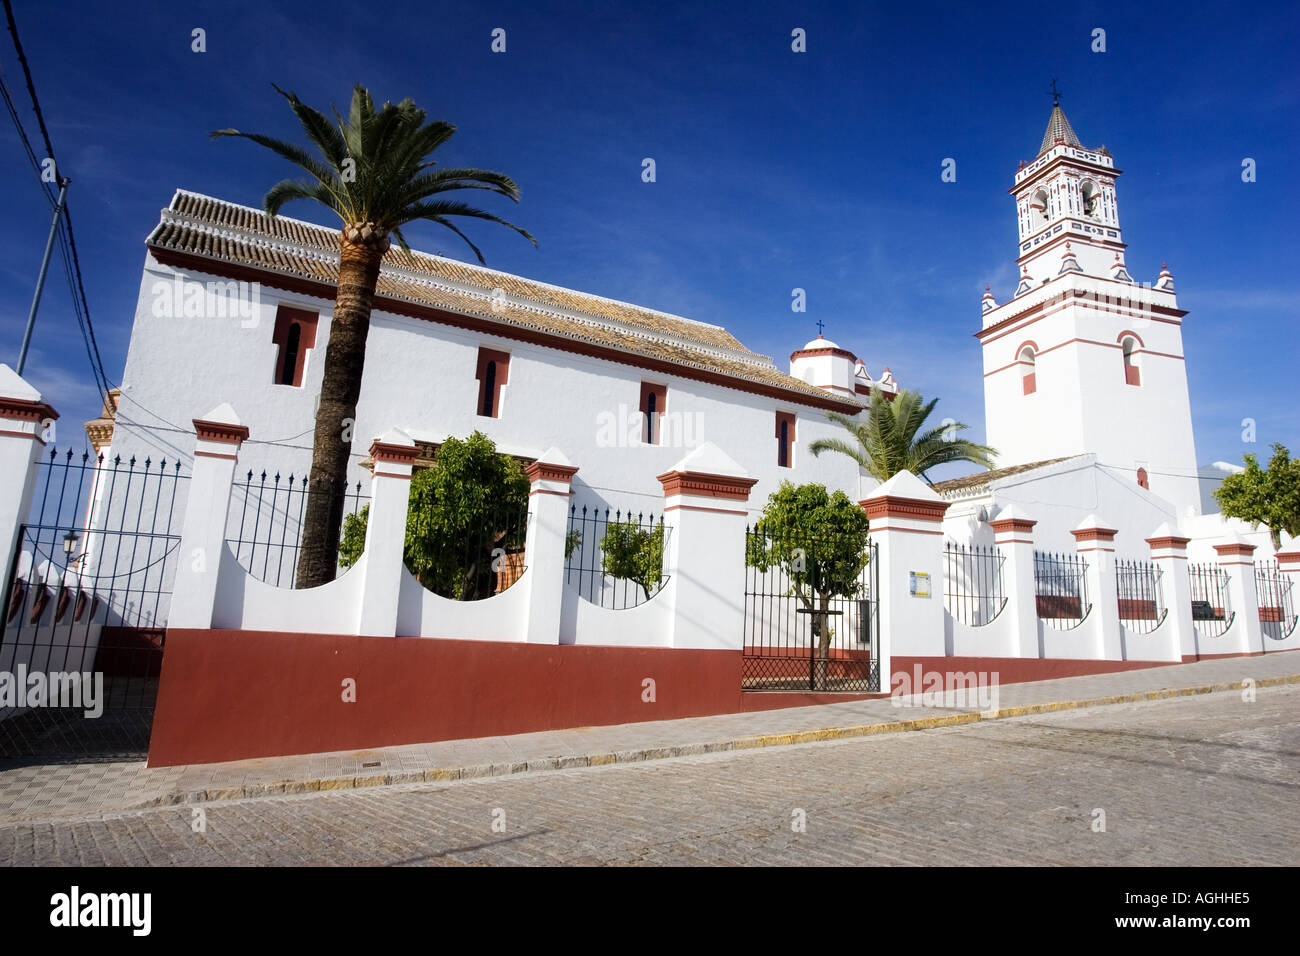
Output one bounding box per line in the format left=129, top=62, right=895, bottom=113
left=1034, top=551, right=1090, bottom=629
left=943, top=541, right=1006, bottom=626
left=1115, top=558, right=1166, bottom=634
left=565, top=505, right=670, bottom=609
left=1, top=447, right=188, bottom=758
left=1188, top=562, right=1233, bottom=639
left=1255, top=561, right=1296, bottom=641
left=226, top=470, right=368, bottom=588
left=742, top=527, right=878, bottom=692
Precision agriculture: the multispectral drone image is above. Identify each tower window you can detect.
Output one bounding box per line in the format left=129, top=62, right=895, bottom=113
left=776, top=412, right=796, bottom=468
left=1081, top=181, right=1099, bottom=219
left=1019, top=346, right=1037, bottom=395
left=1122, top=337, right=1141, bottom=386
left=1137, top=467, right=1149, bottom=490
left=475, top=347, right=510, bottom=417
left=1031, top=189, right=1050, bottom=231
left=271, top=306, right=318, bottom=387
left=639, top=382, right=668, bottom=445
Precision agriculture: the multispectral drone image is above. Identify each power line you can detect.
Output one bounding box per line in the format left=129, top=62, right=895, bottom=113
left=2, top=0, right=110, bottom=402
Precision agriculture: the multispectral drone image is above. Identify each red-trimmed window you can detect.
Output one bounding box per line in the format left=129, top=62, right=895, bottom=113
left=272, top=306, right=319, bottom=387
left=1019, top=345, right=1037, bottom=395
left=776, top=412, right=796, bottom=468
left=476, top=348, right=510, bottom=418
left=1137, top=467, right=1149, bottom=490
left=640, top=382, right=668, bottom=445
left=1122, top=337, right=1141, bottom=386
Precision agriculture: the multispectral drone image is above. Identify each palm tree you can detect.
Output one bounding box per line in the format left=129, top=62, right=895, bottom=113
left=213, top=84, right=536, bottom=588
left=809, top=386, right=996, bottom=482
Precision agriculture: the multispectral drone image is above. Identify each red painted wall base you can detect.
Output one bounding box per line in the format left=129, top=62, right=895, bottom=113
left=149, top=631, right=1289, bottom=767
left=148, top=629, right=741, bottom=767
left=889, top=655, right=1173, bottom=688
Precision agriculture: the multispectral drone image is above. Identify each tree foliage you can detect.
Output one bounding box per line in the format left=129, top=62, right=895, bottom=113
left=810, top=385, right=996, bottom=482
left=213, top=84, right=536, bottom=260
left=599, top=521, right=666, bottom=599
left=1214, top=443, right=1300, bottom=550
left=339, top=431, right=529, bottom=599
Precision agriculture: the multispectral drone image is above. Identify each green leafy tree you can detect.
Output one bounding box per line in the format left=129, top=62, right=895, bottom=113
left=215, top=85, right=536, bottom=588
left=1214, top=443, right=1300, bottom=550
left=745, top=482, right=872, bottom=689
left=810, top=385, right=996, bottom=482
left=339, top=432, right=529, bottom=599
left=600, top=521, right=666, bottom=600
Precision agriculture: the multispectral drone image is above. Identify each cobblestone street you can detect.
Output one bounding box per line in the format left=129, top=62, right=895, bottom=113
left=2, top=683, right=1295, bottom=865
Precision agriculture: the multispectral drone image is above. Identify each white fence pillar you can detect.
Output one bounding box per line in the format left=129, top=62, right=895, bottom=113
left=522, top=448, right=578, bottom=644
left=990, top=505, right=1039, bottom=658
left=357, top=430, right=417, bottom=637
left=861, top=471, right=950, bottom=671
left=658, top=443, right=757, bottom=650
left=1071, top=514, right=1122, bottom=660
left=1145, top=524, right=1194, bottom=662
left=0, top=365, right=57, bottom=575
left=1214, top=537, right=1263, bottom=655
left=170, top=405, right=247, bottom=629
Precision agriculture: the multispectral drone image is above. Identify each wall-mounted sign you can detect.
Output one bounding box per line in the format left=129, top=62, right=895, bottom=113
left=910, top=572, right=931, bottom=598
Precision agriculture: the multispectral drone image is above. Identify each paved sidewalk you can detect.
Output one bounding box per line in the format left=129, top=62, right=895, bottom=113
left=1, top=652, right=1296, bottom=823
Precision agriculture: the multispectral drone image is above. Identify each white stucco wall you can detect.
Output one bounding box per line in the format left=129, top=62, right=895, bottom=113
left=982, top=275, right=1200, bottom=516
left=111, top=255, right=873, bottom=538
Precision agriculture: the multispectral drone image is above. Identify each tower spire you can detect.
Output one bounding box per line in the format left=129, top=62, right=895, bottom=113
left=1039, top=89, right=1081, bottom=156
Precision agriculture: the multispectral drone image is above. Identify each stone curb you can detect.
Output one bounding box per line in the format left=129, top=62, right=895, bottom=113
left=57, top=673, right=1300, bottom=817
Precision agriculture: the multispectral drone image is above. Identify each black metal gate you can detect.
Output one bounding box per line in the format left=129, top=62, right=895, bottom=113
left=742, top=528, right=879, bottom=692
left=1, top=448, right=187, bottom=760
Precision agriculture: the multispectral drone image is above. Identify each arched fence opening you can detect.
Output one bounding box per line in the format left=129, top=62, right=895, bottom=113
left=1034, top=550, right=1090, bottom=629
left=1255, top=561, right=1296, bottom=641
left=1188, top=562, right=1233, bottom=640
left=565, top=505, right=669, bottom=609
left=1115, top=558, right=1166, bottom=634
left=226, top=470, right=368, bottom=587
left=943, top=541, right=1006, bottom=626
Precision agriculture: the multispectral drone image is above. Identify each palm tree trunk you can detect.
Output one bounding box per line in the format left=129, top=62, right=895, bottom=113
left=296, top=235, right=385, bottom=589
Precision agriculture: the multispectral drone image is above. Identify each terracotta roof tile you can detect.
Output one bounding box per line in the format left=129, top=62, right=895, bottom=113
left=148, top=190, right=857, bottom=410
left=930, top=456, right=1081, bottom=496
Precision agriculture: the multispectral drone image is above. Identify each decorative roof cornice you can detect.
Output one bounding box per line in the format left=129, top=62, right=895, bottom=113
left=193, top=418, right=250, bottom=445
left=657, top=469, right=759, bottom=501
left=525, top=460, right=580, bottom=484
left=0, top=396, right=58, bottom=423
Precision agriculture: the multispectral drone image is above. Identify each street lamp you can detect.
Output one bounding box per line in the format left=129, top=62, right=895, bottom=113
left=62, top=529, right=80, bottom=560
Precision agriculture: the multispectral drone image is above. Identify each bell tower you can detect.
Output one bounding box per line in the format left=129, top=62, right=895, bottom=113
left=978, top=89, right=1202, bottom=516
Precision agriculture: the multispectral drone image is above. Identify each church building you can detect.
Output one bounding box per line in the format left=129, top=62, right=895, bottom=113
left=93, top=190, right=898, bottom=534
left=88, top=98, right=1279, bottom=566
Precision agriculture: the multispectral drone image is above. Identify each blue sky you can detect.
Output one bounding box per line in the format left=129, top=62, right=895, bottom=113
left=1, top=0, right=1296, bottom=478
